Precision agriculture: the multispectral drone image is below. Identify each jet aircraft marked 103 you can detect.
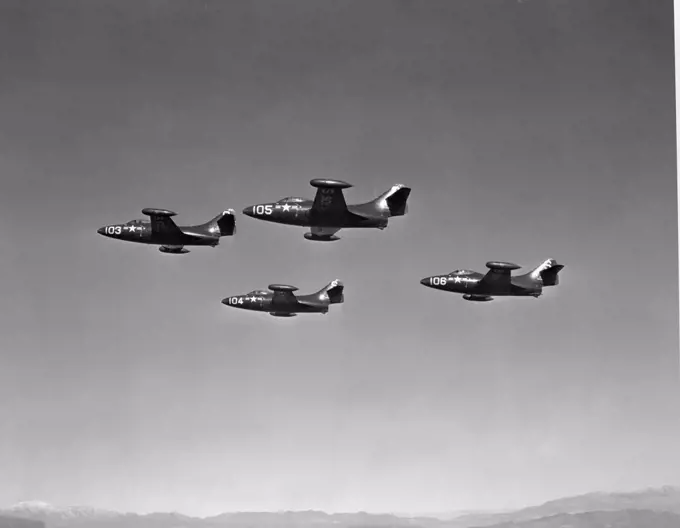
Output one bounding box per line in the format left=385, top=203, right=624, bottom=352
left=222, top=280, right=344, bottom=317
left=97, top=208, right=236, bottom=253
left=420, top=258, right=564, bottom=302
left=242, top=179, right=411, bottom=241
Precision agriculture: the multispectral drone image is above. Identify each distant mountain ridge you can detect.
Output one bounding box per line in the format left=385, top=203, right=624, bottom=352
left=444, top=485, right=680, bottom=527
left=6, top=502, right=123, bottom=520
left=467, top=509, right=680, bottom=528
left=2, top=486, right=679, bottom=528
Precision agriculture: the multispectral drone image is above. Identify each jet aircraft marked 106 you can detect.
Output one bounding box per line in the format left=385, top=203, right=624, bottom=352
left=97, top=208, right=236, bottom=253
left=242, top=179, right=411, bottom=241
left=420, top=258, right=564, bottom=302
left=222, top=280, right=344, bottom=317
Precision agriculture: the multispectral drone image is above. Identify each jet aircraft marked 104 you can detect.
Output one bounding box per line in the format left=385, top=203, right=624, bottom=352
left=420, top=258, right=564, bottom=302
left=222, top=280, right=344, bottom=317
left=97, top=208, right=236, bottom=253
left=242, top=179, right=411, bottom=241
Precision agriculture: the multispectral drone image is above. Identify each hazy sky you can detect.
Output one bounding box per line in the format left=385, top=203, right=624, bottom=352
left=0, top=0, right=678, bottom=517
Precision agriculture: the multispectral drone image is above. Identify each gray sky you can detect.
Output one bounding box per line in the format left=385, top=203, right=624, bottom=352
left=0, top=0, right=678, bottom=517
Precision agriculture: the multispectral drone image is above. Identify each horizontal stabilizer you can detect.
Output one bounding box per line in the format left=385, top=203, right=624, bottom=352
left=212, top=209, right=236, bottom=236
left=322, top=279, right=344, bottom=304
left=357, top=184, right=411, bottom=220
left=527, top=258, right=564, bottom=285
left=540, top=263, right=564, bottom=286
left=298, top=279, right=345, bottom=308
left=383, top=185, right=411, bottom=216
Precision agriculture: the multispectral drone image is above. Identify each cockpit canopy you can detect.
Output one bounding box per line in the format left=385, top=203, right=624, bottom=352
left=248, top=290, right=269, bottom=296
left=277, top=196, right=306, bottom=203
left=450, top=269, right=474, bottom=275
left=126, top=219, right=146, bottom=226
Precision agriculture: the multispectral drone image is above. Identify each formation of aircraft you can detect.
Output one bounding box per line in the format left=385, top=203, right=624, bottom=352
left=221, top=280, right=344, bottom=317
left=97, top=208, right=236, bottom=253
left=419, top=258, right=564, bottom=302
left=241, top=179, right=411, bottom=241
left=98, top=181, right=564, bottom=315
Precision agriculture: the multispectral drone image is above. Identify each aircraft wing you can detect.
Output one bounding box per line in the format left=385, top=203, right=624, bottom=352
left=159, top=245, right=189, bottom=254
left=272, top=290, right=297, bottom=304
left=478, top=268, right=512, bottom=289
left=310, top=179, right=350, bottom=216
left=478, top=261, right=520, bottom=290
left=310, top=226, right=341, bottom=237
left=142, top=208, right=185, bottom=237
left=268, top=284, right=298, bottom=305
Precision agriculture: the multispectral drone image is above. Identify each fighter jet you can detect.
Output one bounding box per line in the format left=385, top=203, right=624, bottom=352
left=420, top=258, right=564, bottom=302
left=97, top=208, right=236, bottom=254
left=242, top=179, right=411, bottom=241
left=221, top=280, right=344, bottom=317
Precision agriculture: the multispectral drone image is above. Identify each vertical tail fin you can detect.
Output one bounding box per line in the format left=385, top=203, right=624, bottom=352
left=203, top=210, right=236, bottom=237
left=528, top=258, right=564, bottom=286
left=373, top=184, right=411, bottom=217
left=317, top=279, right=344, bottom=304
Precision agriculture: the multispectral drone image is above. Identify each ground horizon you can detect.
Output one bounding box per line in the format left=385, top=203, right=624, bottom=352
left=3, top=485, right=679, bottom=518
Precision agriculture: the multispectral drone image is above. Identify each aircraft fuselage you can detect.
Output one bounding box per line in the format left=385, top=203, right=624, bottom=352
left=242, top=201, right=388, bottom=229
left=222, top=292, right=330, bottom=315
left=420, top=273, right=543, bottom=297
left=97, top=222, right=219, bottom=246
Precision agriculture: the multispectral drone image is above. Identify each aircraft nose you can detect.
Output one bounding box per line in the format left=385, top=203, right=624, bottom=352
left=242, top=206, right=254, bottom=218
left=97, top=227, right=106, bottom=236
left=221, top=297, right=230, bottom=305
left=420, top=277, right=431, bottom=287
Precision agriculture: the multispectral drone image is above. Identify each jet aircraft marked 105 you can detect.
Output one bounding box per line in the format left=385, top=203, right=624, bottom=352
left=97, top=208, right=236, bottom=254
left=420, top=258, right=564, bottom=302
left=241, top=179, right=411, bottom=241
left=222, top=280, right=344, bottom=317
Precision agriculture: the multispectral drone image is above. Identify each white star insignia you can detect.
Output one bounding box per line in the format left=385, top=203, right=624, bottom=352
left=127, top=226, right=137, bottom=232
left=282, top=203, right=291, bottom=212
left=454, top=277, right=461, bottom=283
